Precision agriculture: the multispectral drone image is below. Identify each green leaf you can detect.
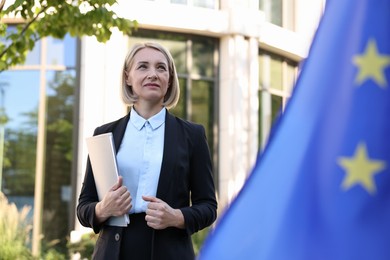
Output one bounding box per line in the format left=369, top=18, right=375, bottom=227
left=3, top=0, right=25, bottom=14
left=0, top=0, right=137, bottom=72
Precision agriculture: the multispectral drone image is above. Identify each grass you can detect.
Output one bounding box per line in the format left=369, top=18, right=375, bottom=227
left=0, top=192, right=33, bottom=259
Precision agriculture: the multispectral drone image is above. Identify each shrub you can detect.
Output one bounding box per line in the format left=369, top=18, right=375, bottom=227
left=68, top=232, right=98, bottom=260
left=192, top=227, right=210, bottom=256
left=0, top=192, right=33, bottom=259
left=42, top=248, right=67, bottom=260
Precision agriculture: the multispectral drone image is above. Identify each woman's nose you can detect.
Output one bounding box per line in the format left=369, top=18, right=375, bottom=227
left=147, top=74, right=157, bottom=80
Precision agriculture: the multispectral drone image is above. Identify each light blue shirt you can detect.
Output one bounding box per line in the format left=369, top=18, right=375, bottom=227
left=116, top=107, right=165, bottom=214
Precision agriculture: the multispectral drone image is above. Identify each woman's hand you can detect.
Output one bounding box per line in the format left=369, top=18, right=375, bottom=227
left=95, top=176, right=132, bottom=224
left=143, top=195, right=185, bottom=230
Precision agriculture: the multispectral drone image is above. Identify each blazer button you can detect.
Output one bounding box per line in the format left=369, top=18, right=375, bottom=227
left=115, top=233, right=120, bottom=241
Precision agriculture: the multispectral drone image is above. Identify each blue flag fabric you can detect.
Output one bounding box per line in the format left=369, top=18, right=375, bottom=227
left=199, top=1, right=390, bottom=260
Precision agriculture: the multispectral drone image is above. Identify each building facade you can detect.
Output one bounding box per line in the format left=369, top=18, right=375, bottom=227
left=0, top=0, right=325, bottom=255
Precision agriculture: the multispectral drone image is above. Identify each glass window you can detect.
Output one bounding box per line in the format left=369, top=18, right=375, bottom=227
left=171, top=0, right=187, bottom=4
left=171, top=78, right=186, bottom=118
left=258, top=50, right=298, bottom=147
left=193, top=40, right=215, bottom=78
left=193, top=0, right=216, bottom=9
left=270, top=56, right=283, bottom=91
left=258, top=54, right=268, bottom=90
left=285, top=62, right=297, bottom=93
left=3, top=25, right=41, bottom=65
left=1, top=33, right=78, bottom=255
left=47, top=38, right=65, bottom=65
left=258, top=90, right=262, bottom=146
left=259, top=0, right=295, bottom=30
left=271, top=94, right=282, bottom=122
left=165, top=41, right=187, bottom=75
left=47, top=34, right=77, bottom=67
left=42, top=70, right=76, bottom=247
left=170, top=0, right=217, bottom=8
left=25, top=41, right=42, bottom=66
left=259, top=52, right=284, bottom=92
left=259, top=0, right=283, bottom=26
left=259, top=51, right=296, bottom=95
left=191, top=80, right=213, bottom=140
left=1, top=70, right=40, bottom=217
left=0, top=71, right=40, bottom=130
left=169, top=0, right=219, bottom=9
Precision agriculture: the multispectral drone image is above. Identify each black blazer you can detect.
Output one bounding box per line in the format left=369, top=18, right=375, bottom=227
left=77, top=109, right=218, bottom=260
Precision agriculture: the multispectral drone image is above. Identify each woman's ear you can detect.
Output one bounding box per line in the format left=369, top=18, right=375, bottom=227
left=124, top=71, right=132, bottom=86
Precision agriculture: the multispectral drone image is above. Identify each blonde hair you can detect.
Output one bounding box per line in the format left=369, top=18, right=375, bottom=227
left=120, top=42, right=180, bottom=109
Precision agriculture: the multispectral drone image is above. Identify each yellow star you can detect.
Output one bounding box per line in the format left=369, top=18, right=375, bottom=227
left=353, top=39, right=390, bottom=88
left=338, top=142, right=386, bottom=194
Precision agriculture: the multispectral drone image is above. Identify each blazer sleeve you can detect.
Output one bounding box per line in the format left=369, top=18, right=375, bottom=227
left=76, top=128, right=107, bottom=234
left=77, top=113, right=129, bottom=233
left=180, top=124, right=218, bottom=235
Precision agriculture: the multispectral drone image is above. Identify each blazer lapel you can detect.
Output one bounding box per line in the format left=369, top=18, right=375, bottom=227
left=156, top=111, right=177, bottom=199
left=112, top=112, right=130, bottom=153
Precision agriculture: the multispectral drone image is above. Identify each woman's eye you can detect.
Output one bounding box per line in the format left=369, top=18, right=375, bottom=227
left=137, top=64, right=147, bottom=69
left=157, top=66, right=167, bottom=71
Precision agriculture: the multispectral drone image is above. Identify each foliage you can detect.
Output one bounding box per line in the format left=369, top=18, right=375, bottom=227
left=41, top=71, right=75, bottom=249
left=192, top=227, right=210, bottom=256
left=68, top=232, right=98, bottom=260
left=2, top=70, right=79, bottom=254
left=2, top=129, right=36, bottom=196
left=0, top=191, right=33, bottom=259
left=0, top=0, right=138, bottom=72
left=0, top=192, right=71, bottom=259
left=39, top=238, right=69, bottom=260
left=41, top=248, right=67, bottom=260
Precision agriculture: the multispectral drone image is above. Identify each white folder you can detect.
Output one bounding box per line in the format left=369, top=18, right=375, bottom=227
left=86, top=132, right=130, bottom=226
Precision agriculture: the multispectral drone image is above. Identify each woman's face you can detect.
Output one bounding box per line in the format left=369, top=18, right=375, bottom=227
left=126, top=47, right=170, bottom=105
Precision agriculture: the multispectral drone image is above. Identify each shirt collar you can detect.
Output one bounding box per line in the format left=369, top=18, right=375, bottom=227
left=130, top=107, right=166, bottom=131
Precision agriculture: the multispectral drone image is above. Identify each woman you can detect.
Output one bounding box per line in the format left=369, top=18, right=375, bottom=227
left=77, top=42, right=218, bottom=260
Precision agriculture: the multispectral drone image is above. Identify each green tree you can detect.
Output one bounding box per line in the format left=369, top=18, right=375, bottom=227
left=0, top=0, right=137, bottom=72
left=42, top=71, right=76, bottom=255
left=2, top=70, right=77, bottom=258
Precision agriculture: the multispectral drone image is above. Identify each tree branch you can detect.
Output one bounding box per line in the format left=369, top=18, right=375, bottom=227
left=0, top=0, right=5, bottom=13
left=0, top=5, right=48, bottom=60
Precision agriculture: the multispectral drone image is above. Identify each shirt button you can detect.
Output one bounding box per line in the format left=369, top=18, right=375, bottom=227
left=115, top=233, right=120, bottom=241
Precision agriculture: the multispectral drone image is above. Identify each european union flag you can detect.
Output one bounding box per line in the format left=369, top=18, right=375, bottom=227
left=199, top=1, right=390, bottom=260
